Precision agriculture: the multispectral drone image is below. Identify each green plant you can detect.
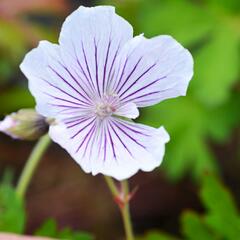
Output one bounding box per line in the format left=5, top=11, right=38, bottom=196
left=139, top=174, right=240, bottom=240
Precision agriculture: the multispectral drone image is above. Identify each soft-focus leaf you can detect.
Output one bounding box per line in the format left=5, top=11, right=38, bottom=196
left=205, top=0, right=240, bottom=13
left=35, top=219, right=57, bottom=238
left=137, top=231, right=179, bottom=240
left=206, top=94, right=240, bottom=142
left=35, top=219, right=93, bottom=240
left=0, top=184, right=25, bottom=233
left=138, top=0, right=214, bottom=46
left=181, top=211, right=215, bottom=240
left=200, top=174, right=240, bottom=239
left=191, top=26, right=239, bottom=106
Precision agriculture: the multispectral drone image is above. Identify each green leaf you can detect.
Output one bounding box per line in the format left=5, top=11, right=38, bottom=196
left=205, top=94, right=240, bottom=142
left=200, top=174, right=240, bottom=239
left=34, top=219, right=57, bottom=238
left=191, top=26, right=239, bottom=106
left=35, top=218, right=93, bottom=240
left=138, top=0, right=214, bottom=46
left=181, top=211, right=215, bottom=240
left=137, top=231, right=179, bottom=240
left=205, top=0, right=240, bottom=14
left=0, top=184, right=25, bottom=233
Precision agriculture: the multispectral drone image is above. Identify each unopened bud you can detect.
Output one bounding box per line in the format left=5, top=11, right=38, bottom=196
left=0, top=109, right=49, bottom=140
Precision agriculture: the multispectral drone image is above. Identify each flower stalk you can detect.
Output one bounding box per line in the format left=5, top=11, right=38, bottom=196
left=104, top=176, right=135, bottom=240
left=16, top=134, right=51, bottom=198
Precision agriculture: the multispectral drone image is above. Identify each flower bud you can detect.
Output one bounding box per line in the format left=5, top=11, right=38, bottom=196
left=0, top=109, right=49, bottom=140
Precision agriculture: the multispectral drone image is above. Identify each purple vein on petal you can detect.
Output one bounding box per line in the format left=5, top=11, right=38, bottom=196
left=48, top=104, right=81, bottom=109
left=64, top=116, right=89, bottom=125
left=43, top=92, right=87, bottom=107
left=111, top=120, right=146, bottom=149
left=71, top=117, right=96, bottom=139
left=81, top=41, right=95, bottom=92
left=103, top=125, right=107, bottom=162
left=106, top=43, right=120, bottom=90
left=109, top=121, right=133, bottom=157
left=112, top=56, right=129, bottom=91
left=72, top=41, right=96, bottom=93
left=122, top=91, right=161, bottom=104
left=75, top=122, right=96, bottom=153
left=107, top=123, right=116, bottom=160
left=102, top=39, right=111, bottom=93
left=120, top=76, right=167, bottom=101
left=47, top=65, right=91, bottom=106
left=118, top=63, right=157, bottom=97
left=42, top=77, right=85, bottom=104
left=82, top=123, right=97, bottom=157
left=57, top=60, right=93, bottom=102
left=94, top=38, right=101, bottom=97
left=67, top=117, right=92, bottom=129
left=122, top=85, right=174, bottom=104
left=115, top=56, right=143, bottom=93
left=114, top=119, right=150, bottom=136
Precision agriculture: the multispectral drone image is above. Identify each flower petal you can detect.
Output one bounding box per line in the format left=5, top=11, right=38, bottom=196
left=110, top=35, right=193, bottom=107
left=20, top=41, right=93, bottom=118
left=59, top=6, right=133, bottom=97
left=49, top=118, right=169, bottom=180
left=114, top=102, right=139, bottom=119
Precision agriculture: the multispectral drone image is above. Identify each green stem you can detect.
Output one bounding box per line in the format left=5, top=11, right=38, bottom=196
left=104, top=175, right=119, bottom=197
left=16, top=134, right=51, bottom=199
left=120, top=180, right=134, bottom=240
left=104, top=176, right=135, bottom=240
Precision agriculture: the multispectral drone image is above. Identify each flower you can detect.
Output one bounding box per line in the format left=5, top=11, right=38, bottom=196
left=20, top=6, right=193, bottom=180
left=0, top=109, right=48, bottom=140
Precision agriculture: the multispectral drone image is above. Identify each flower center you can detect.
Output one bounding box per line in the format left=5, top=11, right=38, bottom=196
left=95, top=103, right=115, bottom=118
left=94, top=94, right=119, bottom=119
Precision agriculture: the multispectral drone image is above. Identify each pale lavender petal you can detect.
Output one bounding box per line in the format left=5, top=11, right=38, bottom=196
left=114, top=102, right=139, bottom=119
left=20, top=41, right=93, bottom=118
left=49, top=117, right=169, bottom=180
left=59, top=6, right=133, bottom=97
left=109, top=35, right=193, bottom=107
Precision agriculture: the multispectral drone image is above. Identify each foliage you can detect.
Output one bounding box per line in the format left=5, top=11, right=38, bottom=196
left=139, top=174, right=240, bottom=240
left=102, top=0, right=240, bottom=180
left=35, top=219, right=93, bottom=240
left=0, top=183, right=25, bottom=234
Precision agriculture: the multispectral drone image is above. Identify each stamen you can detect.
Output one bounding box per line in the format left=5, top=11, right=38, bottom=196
left=94, top=94, right=119, bottom=119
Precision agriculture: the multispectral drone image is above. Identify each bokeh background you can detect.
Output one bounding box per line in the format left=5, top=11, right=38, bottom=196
left=0, top=0, right=240, bottom=239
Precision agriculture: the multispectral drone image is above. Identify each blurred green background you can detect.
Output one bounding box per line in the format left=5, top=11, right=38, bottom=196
left=0, top=0, right=239, bottom=239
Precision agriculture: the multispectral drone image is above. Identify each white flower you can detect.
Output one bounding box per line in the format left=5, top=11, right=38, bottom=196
left=20, top=6, right=193, bottom=180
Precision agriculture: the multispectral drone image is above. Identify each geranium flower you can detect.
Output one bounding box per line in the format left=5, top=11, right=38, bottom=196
left=20, top=6, right=193, bottom=180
